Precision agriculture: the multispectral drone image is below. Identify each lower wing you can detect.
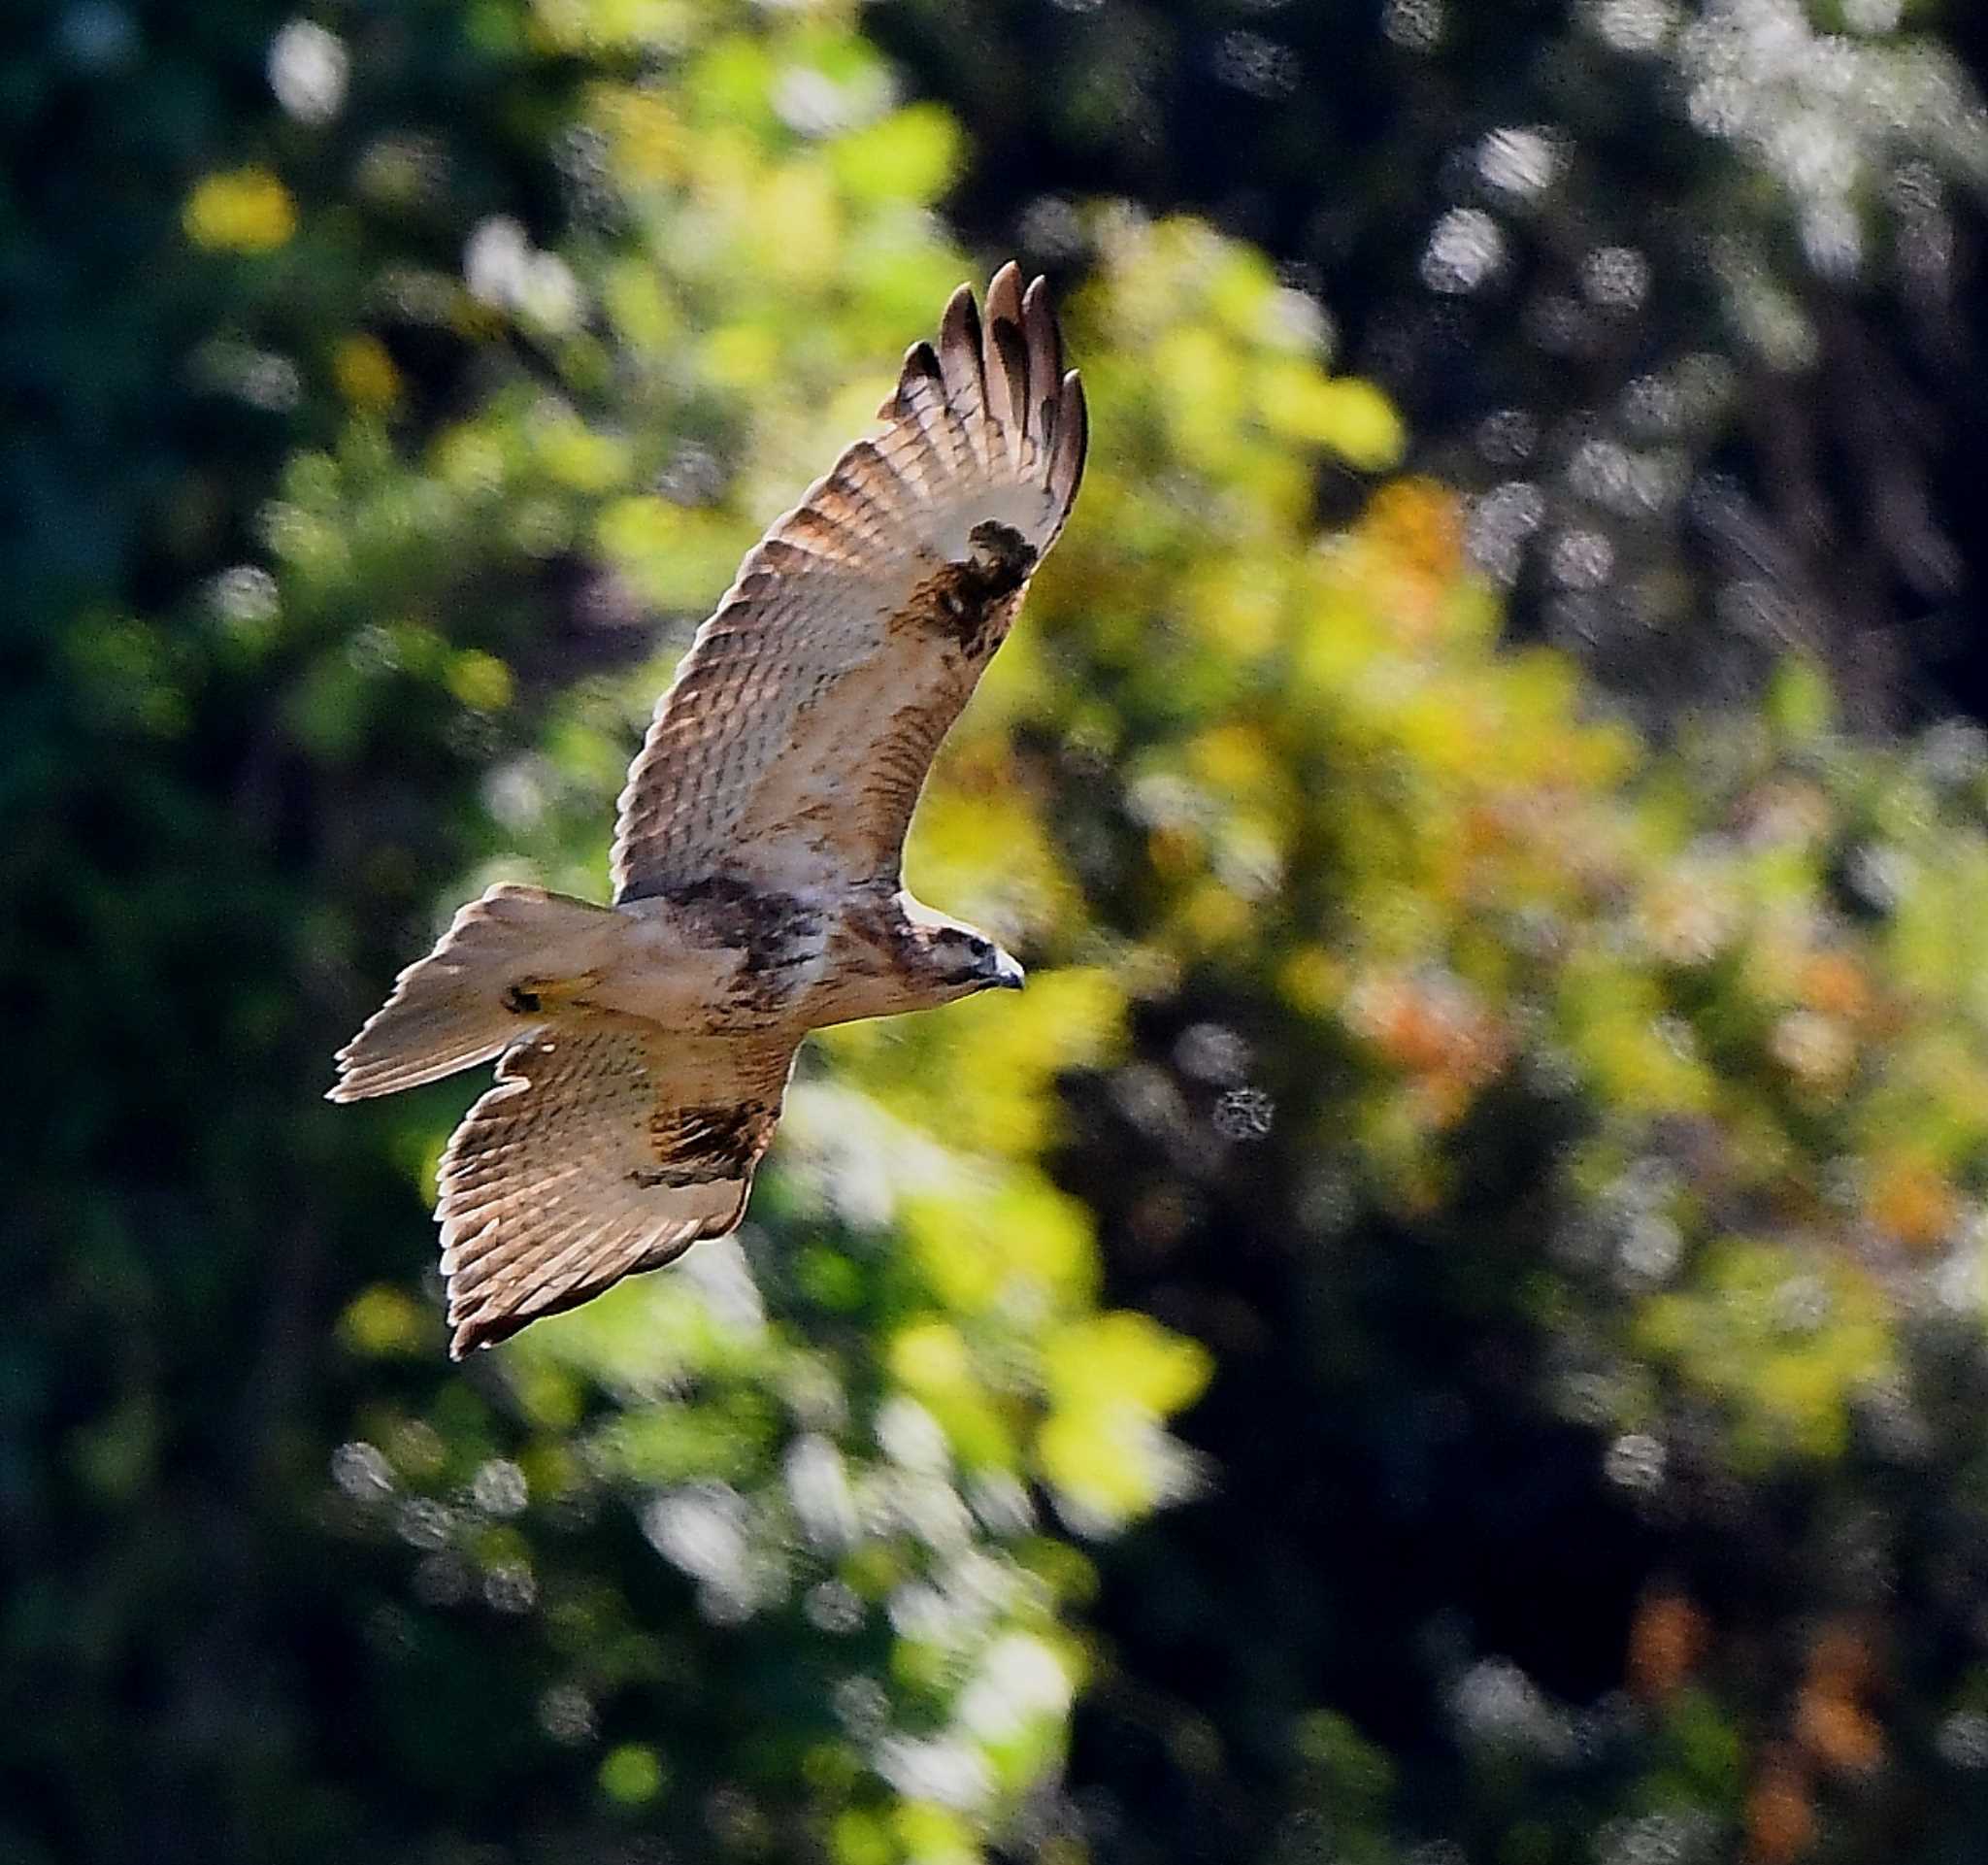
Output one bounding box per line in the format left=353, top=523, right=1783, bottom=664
left=436, top=1013, right=798, bottom=1356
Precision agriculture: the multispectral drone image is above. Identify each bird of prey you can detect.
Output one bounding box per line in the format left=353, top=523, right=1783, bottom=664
left=329, top=263, right=1087, bottom=1357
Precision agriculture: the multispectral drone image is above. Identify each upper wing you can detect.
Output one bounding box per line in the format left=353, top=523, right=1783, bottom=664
left=610, top=262, right=1087, bottom=906
left=436, top=1014, right=797, bottom=1356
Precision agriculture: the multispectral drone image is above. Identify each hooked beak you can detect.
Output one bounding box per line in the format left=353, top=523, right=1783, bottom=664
left=990, top=949, right=1026, bottom=991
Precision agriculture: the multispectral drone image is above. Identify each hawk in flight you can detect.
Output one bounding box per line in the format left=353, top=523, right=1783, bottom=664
left=330, top=264, right=1086, bottom=1356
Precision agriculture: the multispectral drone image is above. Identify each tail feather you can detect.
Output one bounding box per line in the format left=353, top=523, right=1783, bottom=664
left=328, top=884, right=613, bottom=1102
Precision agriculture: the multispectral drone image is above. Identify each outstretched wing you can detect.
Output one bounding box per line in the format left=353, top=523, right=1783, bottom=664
left=436, top=1015, right=797, bottom=1356
left=611, top=262, right=1087, bottom=906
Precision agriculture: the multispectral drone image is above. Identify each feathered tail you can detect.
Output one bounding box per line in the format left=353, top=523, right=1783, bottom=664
left=328, top=884, right=614, bottom=1102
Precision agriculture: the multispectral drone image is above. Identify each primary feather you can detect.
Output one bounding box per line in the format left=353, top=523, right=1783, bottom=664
left=330, top=264, right=1086, bottom=1356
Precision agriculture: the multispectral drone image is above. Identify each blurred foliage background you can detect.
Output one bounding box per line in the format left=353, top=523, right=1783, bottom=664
left=10, top=0, right=1988, bottom=1861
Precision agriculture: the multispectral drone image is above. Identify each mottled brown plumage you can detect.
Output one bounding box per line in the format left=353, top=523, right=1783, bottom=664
left=329, top=265, right=1086, bottom=1356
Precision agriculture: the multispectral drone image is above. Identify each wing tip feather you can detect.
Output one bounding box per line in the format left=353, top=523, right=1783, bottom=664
left=880, top=262, right=1077, bottom=501
left=939, top=282, right=987, bottom=422
left=1050, top=366, right=1088, bottom=515
left=984, top=261, right=1026, bottom=449
left=985, top=258, right=1023, bottom=316
left=942, top=278, right=979, bottom=330
left=986, top=318, right=1028, bottom=461
left=1020, top=274, right=1063, bottom=439
left=880, top=337, right=944, bottom=418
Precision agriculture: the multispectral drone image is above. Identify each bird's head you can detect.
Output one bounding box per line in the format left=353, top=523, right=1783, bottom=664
left=919, top=921, right=1026, bottom=1002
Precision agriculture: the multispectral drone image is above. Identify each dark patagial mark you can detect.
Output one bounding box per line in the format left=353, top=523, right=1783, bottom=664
left=614, top=870, right=823, bottom=1016
left=503, top=984, right=542, bottom=1015
left=914, top=520, right=1039, bottom=656
left=964, top=520, right=1037, bottom=598
left=642, top=870, right=761, bottom=914
left=622, top=869, right=805, bottom=942
left=676, top=871, right=814, bottom=1002
left=632, top=1100, right=778, bottom=1187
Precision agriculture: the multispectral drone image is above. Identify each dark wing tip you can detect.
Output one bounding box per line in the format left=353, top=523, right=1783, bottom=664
left=880, top=337, right=944, bottom=418
left=1019, top=274, right=1064, bottom=442
left=985, top=261, right=1024, bottom=332
left=941, top=281, right=981, bottom=356
left=987, top=317, right=1029, bottom=442
left=982, top=262, right=1029, bottom=446
left=447, top=1308, right=528, bottom=1357
left=893, top=266, right=1080, bottom=498
left=1050, top=367, right=1088, bottom=514
left=1021, top=273, right=1062, bottom=367
left=939, top=281, right=985, bottom=407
